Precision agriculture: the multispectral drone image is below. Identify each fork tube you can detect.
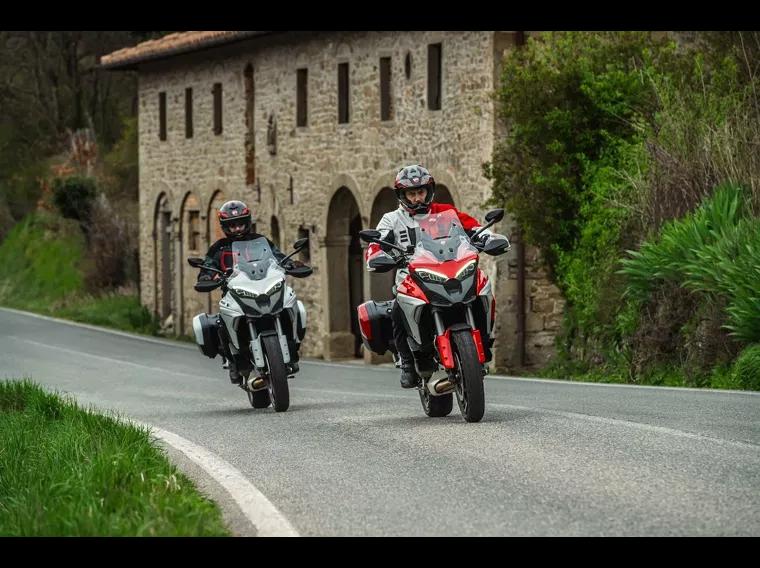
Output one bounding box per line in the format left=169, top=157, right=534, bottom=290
left=432, top=309, right=446, bottom=336
left=465, top=305, right=476, bottom=329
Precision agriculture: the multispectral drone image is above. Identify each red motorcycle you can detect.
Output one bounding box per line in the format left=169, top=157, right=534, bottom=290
left=358, top=208, right=509, bottom=422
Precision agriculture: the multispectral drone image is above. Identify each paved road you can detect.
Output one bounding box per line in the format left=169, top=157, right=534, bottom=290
left=1, top=308, right=759, bottom=536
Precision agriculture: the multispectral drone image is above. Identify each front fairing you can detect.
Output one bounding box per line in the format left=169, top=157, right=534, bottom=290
left=227, top=239, right=286, bottom=315
left=406, top=210, right=479, bottom=306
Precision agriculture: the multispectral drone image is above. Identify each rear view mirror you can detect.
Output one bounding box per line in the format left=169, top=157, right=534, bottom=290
left=187, top=257, right=205, bottom=268
left=359, top=230, right=381, bottom=243
left=484, top=209, right=504, bottom=223
left=293, top=238, right=308, bottom=251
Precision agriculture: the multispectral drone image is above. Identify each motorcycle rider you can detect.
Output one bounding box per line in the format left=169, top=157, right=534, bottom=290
left=365, top=165, right=509, bottom=389
left=197, top=199, right=302, bottom=384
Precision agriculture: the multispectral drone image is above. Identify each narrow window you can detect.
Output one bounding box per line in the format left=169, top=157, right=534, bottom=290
left=297, top=68, right=308, bottom=127
left=380, top=57, right=392, bottom=121
left=244, top=65, right=255, bottom=184
left=213, top=82, right=223, bottom=135
left=188, top=211, right=200, bottom=250
left=427, top=43, right=442, bottom=110
left=338, top=62, right=349, bottom=124
left=158, top=92, right=167, bottom=141
left=185, top=88, right=193, bottom=138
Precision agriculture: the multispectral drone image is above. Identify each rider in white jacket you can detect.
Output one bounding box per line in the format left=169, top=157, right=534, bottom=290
left=365, top=165, right=508, bottom=388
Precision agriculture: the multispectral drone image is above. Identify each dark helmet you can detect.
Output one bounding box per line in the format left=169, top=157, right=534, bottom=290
left=394, top=164, right=435, bottom=214
left=218, top=200, right=253, bottom=239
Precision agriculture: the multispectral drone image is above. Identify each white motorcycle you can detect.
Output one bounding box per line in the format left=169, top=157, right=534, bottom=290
left=187, top=237, right=312, bottom=412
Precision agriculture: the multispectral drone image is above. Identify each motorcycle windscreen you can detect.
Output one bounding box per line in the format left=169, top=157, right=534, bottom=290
left=414, top=209, right=477, bottom=263
left=231, top=237, right=278, bottom=280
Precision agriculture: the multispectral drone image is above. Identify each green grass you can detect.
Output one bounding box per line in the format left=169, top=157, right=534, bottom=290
left=0, top=211, right=159, bottom=336
left=54, top=293, right=159, bottom=335
left=0, top=211, right=84, bottom=305
left=0, top=379, right=231, bottom=536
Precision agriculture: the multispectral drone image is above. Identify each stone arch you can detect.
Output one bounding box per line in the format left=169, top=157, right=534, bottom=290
left=324, top=185, right=364, bottom=359
left=153, top=192, right=173, bottom=320
left=429, top=167, right=460, bottom=207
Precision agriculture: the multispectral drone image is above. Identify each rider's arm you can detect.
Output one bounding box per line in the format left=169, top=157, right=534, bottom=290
left=365, top=213, right=397, bottom=271
left=198, top=241, right=224, bottom=281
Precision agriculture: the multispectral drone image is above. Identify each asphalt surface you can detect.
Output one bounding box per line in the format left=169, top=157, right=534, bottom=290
left=1, top=307, right=759, bottom=536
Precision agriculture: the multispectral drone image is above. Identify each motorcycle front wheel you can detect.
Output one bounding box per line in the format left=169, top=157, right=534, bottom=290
left=262, top=334, right=290, bottom=412
left=451, top=329, right=485, bottom=423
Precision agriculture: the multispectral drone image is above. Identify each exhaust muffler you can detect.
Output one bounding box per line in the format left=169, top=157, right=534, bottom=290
left=427, top=377, right=455, bottom=396
left=246, top=376, right=268, bottom=391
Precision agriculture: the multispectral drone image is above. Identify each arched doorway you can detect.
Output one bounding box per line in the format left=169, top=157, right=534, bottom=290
left=179, top=192, right=201, bottom=336
left=153, top=193, right=173, bottom=321
left=435, top=183, right=455, bottom=206
left=325, top=186, right=363, bottom=359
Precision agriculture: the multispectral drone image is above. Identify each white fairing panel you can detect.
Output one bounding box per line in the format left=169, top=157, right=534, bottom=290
left=396, top=293, right=426, bottom=344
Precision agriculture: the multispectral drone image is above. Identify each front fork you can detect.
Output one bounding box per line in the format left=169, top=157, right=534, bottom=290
left=432, top=305, right=486, bottom=374
left=248, top=315, right=291, bottom=373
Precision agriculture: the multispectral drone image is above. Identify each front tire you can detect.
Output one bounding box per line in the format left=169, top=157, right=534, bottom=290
left=262, top=335, right=290, bottom=412
left=451, top=330, right=485, bottom=423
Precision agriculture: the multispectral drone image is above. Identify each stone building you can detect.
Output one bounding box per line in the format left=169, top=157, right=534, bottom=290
left=101, top=30, right=564, bottom=370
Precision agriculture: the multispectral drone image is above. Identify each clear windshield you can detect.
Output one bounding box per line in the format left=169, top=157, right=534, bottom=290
left=232, top=238, right=280, bottom=281
left=411, top=209, right=478, bottom=263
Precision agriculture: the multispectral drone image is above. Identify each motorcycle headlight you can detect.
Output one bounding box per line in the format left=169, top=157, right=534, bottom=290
left=265, top=280, right=283, bottom=295
left=455, top=260, right=477, bottom=280
left=415, top=268, right=448, bottom=283
left=233, top=287, right=256, bottom=298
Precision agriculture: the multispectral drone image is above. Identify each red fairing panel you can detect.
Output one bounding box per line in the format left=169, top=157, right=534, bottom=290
left=476, top=268, right=488, bottom=294
left=397, top=274, right=429, bottom=303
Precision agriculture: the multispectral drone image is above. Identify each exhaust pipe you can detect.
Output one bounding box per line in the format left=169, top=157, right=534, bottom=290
left=427, top=377, right=455, bottom=396
left=247, top=376, right=268, bottom=391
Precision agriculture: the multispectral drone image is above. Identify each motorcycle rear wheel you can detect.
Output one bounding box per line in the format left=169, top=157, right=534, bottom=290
left=419, top=387, right=453, bottom=417
left=247, top=388, right=271, bottom=409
